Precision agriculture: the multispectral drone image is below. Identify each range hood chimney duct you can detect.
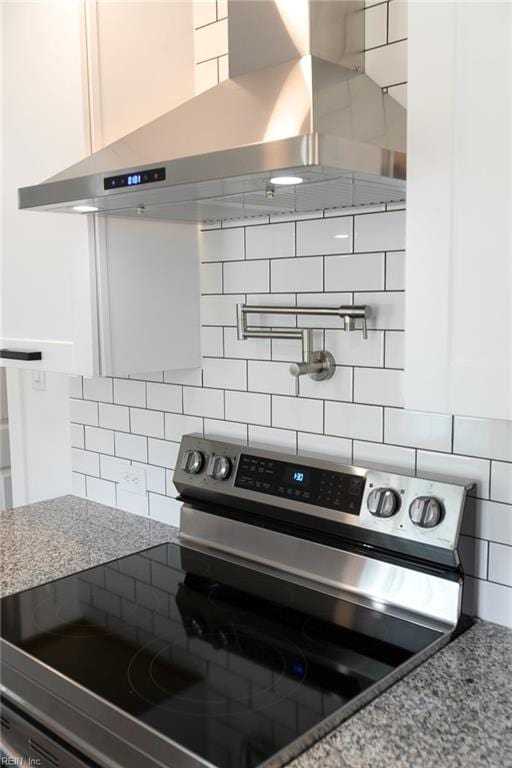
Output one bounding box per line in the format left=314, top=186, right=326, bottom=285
left=19, top=0, right=406, bottom=223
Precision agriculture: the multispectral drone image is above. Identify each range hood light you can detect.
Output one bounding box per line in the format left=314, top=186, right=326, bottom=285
left=334, top=233, right=349, bottom=239
left=72, top=205, right=99, bottom=213
left=269, top=176, right=304, bottom=186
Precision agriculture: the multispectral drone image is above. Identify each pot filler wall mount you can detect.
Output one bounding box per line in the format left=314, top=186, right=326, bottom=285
left=17, top=0, right=406, bottom=224
left=0, top=434, right=472, bottom=768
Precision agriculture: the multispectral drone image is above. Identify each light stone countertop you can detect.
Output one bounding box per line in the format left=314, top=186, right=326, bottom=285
left=1, top=495, right=511, bottom=767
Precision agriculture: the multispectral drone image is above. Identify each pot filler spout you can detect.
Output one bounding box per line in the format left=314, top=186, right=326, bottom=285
left=18, top=0, right=406, bottom=224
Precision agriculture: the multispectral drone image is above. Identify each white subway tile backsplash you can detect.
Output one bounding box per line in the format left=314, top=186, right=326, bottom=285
left=248, top=425, right=296, bottom=453
left=246, top=293, right=297, bottom=327
left=491, top=462, right=512, bottom=504
left=202, top=326, right=224, bottom=357
left=149, top=493, right=181, bottom=526
left=148, top=438, right=180, bottom=469
left=133, top=462, right=166, bottom=494
left=224, top=260, right=269, bottom=294
left=100, top=454, right=130, bottom=483
left=201, top=262, right=223, bottom=294
left=384, top=331, right=405, bottom=368
left=164, top=368, right=202, bottom=386
left=165, top=413, right=203, bottom=442
left=195, top=58, right=218, bottom=94
left=248, top=361, right=294, bottom=396
left=146, top=383, right=182, bottom=413
left=202, top=357, right=246, bottom=390
left=297, top=217, right=352, bottom=256
left=218, top=54, right=229, bottom=80
left=388, top=0, right=408, bottom=42
left=489, top=542, right=512, bottom=587
left=454, top=416, right=512, bottom=462
left=193, top=0, right=216, bottom=29
left=72, top=448, right=99, bottom=477
left=201, top=294, right=244, bottom=325
left=297, top=293, right=352, bottom=329
left=297, top=433, right=352, bottom=463
left=70, top=399, right=98, bottom=427
left=458, top=535, right=488, bottom=580
left=385, top=408, right=452, bottom=452
left=225, top=390, right=270, bottom=426
left=388, top=83, right=407, bottom=108
left=85, top=427, right=114, bottom=456
left=325, top=330, right=384, bottom=367
left=116, top=489, right=149, bottom=516
left=246, top=222, right=295, bottom=260
left=325, top=402, right=383, bottom=442
left=353, top=440, right=415, bottom=473
left=99, top=403, right=130, bottom=432
left=130, top=408, right=164, bottom=439
left=200, top=227, right=244, bottom=262
left=354, top=368, right=404, bottom=407
left=71, top=424, right=84, bottom=449
left=463, top=577, right=512, bottom=626
left=385, top=251, right=406, bottom=290
left=183, top=387, right=224, bottom=418
left=115, top=432, right=147, bottom=463
left=224, top=327, right=270, bottom=360
left=114, top=379, right=146, bottom=408
left=271, top=257, right=323, bottom=293
left=325, top=252, right=385, bottom=292
left=365, top=39, right=407, bottom=88
left=461, top=499, right=512, bottom=548
left=416, top=451, right=490, bottom=498
left=300, top=366, right=352, bottom=402
left=86, top=476, right=116, bottom=507
left=72, top=472, right=86, bottom=497
left=356, top=292, right=405, bottom=330
left=69, top=376, right=83, bottom=399
left=83, top=377, right=113, bottom=403
left=272, top=395, right=323, bottom=434
left=355, top=210, right=406, bottom=252
left=365, top=2, right=387, bottom=48
left=204, top=418, right=247, bottom=442
left=194, top=17, right=228, bottom=62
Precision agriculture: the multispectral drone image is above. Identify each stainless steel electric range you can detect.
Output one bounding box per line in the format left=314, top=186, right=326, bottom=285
left=0, top=435, right=472, bottom=768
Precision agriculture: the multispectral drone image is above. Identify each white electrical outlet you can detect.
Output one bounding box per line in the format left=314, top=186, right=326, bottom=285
left=119, top=466, right=146, bottom=496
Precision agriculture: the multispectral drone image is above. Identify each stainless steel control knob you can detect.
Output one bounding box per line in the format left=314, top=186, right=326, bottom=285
left=409, top=497, right=444, bottom=528
left=207, top=455, right=232, bottom=481
left=181, top=450, right=204, bottom=475
left=367, top=487, right=399, bottom=518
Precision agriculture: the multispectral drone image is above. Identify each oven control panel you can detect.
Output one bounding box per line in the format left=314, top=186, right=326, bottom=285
left=235, top=454, right=365, bottom=514
left=174, top=435, right=471, bottom=554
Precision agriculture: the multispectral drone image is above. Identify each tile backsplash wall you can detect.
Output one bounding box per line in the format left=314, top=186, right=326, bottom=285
left=70, top=1, right=512, bottom=628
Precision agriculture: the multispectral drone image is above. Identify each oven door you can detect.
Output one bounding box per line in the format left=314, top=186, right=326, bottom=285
left=0, top=697, right=97, bottom=767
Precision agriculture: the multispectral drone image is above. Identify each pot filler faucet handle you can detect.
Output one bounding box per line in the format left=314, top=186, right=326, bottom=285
left=342, top=307, right=370, bottom=339
left=289, top=351, right=336, bottom=396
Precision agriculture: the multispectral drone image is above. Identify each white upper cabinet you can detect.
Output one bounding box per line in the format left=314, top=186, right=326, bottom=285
left=1, top=0, right=200, bottom=377
left=405, top=1, right=511, bottom=420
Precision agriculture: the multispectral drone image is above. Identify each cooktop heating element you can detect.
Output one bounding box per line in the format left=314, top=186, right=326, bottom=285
left=0, top=435, right=472, bottom=768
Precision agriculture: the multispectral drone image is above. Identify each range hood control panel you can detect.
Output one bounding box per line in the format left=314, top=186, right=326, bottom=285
left=174, top=436, right=470, bottom=557
left=104, top=166, right=166, bottom=190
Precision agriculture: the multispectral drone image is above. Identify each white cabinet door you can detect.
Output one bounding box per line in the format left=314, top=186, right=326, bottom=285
left=1, top=0, right=200, bottom=377
left=405, top=1, right=512, bottom=420
left=1, top=1, right=96, bottom=374
left=85, top=0, right=200, bottom=377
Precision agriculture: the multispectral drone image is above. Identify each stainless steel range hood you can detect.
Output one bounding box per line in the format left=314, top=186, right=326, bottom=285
left=19, top=0, right=406, bottom=224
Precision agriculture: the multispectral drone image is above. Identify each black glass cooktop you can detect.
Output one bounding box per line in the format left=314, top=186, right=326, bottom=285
left=0, top=542, right=442, bottom=768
